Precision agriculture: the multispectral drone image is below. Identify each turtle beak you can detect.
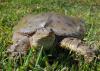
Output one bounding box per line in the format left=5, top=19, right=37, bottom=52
left=76, top=25, right=85, bottom=39
left=79, top=26, right=85, bottom=34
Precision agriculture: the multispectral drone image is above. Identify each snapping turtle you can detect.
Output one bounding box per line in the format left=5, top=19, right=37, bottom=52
left=7, top=13, right=96, bottom=62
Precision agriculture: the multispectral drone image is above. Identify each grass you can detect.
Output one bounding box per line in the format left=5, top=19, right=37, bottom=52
left=0, top=0, right=100, bottom=71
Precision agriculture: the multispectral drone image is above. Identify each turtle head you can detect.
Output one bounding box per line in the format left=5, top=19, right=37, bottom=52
left=75, top=19, right=86, bottom=38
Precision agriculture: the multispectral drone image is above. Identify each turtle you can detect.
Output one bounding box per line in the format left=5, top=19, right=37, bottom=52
left=7, top=12, right=97, bottom=62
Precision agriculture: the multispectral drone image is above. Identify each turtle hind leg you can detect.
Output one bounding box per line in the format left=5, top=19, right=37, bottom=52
left=7, top=36, right=31, bottom=57
left=60, top=37, right=96, bottom=62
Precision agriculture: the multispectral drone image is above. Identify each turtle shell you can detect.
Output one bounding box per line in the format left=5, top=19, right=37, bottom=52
left=14, top=13, right=85, bottom=38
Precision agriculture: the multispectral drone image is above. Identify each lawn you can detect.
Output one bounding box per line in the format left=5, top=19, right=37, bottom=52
left=0, top=0, right=100, bottom=71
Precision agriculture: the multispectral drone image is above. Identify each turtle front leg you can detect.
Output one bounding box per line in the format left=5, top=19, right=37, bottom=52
left=60, top=37, right=96, bottom=62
